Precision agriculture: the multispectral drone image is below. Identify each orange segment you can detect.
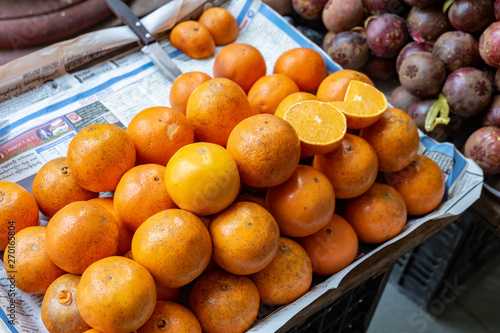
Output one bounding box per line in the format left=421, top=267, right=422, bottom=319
left=283, top=100, right=347, bottom=156
left=274, top=92, right=320, bottom=118
left=329, top=80, right=388, bottom=129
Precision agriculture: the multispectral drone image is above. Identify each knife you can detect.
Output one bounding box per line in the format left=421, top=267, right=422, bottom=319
left=105, top=0, right=182, bottom=81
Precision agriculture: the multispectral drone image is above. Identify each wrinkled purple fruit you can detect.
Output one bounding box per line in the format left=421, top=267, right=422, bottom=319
left=407, top=99, right=448, bottom=141
left=366, top=13, right=411, bottom=58
left=407, top=6, right=451, bottom=42
left=448, top=0, right=494, bottom=35
left=396, top=41, right=433, bottom=72
left=481, top=95, right=500, bottom=128
left=464, top=126, right=500, bottom=175
left=322, top=0, right=364, bottom=33
left=398, top=52, right=446, bottom=98
left=292, top=0, right=328, bottom=20
left=442, top=67, right=493, bottom=119
left=433, top=31, right=480, bottom=72
left=389, top=85, right=421, bottom=112
left=323, top=31, right=369, bottom=70
left=479, top=22, right=500, bottom=68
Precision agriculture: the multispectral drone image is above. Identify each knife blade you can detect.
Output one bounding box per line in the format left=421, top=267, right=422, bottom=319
left=105, top=0, right=182, bottom=81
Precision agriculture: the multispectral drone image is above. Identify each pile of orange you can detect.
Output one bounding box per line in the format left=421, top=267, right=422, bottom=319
left=0, top=7, right=449, bottom=333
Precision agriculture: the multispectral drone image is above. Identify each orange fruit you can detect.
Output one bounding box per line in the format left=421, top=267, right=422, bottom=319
left=32, top=157, right=98, bottom=218
left=169, top=71, right=212, bottom=114
left=188, top=269, right=260, bottom=333
left=169, top=20, right=215, bottom=59
left=300, top=214, right=359, bottom=276
left=122, top=250, right=181, bottom=302
left=0, top=181, right=39, bottom=251
left=312, top=133, right=378, bottom=199
left=165, top=142, right=240, bottom=216
left=186, top=78, right=256, bottom=146
left=126, top=106, right=195, bottom=166
left=46, top=201, right=119, bottom=274
left=235, top=190, right=267, bottom=209
left=198, top=7, right=239, bottom=46
left=114, top=164, right=177, bottom=231
left=344, top=182, right=407, bottom=244
left=226, top=114, right=301, bottom=188
left=213, top=43, right=267, bottom=93
left=136, top=301, right=202, bottom=333
left=76, top=256, right=157, bottom=333
left=266, top=164, right=335, bottom=237
left=360, top=107, right=420, bottom=173
left=383, top=154, right=445, bottom=216
left=82, top=330, right=101, bottom=333
left=67, top=123, right=136, bottom=192
left=249, top=237, right=312, bottom=306
left=283, top=100, right=347, bottom=156
left=209, top=201, right=280, bottom=275
left=41, top=274, right=91, bottom=333
left=329, top=80, right=388, bottom=129
left=316, top=69, right=374, bottom=102
left=273, top=47, right=327, bottom=92
left=3, top=226, right=64, bottom=294
left=88, top=197, right=133, bottom=256
left=274, top=91, right=320, bottom=118
left=132, top=209, right=212, bottom=288
left=247, top=73, right=300, bottom=114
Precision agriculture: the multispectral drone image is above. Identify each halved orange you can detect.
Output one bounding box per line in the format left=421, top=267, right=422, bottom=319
left=274, top=92, right=320, bottom=118
left=330, top=80, right=388, bottom=129
left=283, top=100, right=347, bottom=157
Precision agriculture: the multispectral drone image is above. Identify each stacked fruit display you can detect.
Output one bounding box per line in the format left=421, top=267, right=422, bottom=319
left=0, top=6, right=452, bottom=333
left=282, top=0, right=500, bottom=184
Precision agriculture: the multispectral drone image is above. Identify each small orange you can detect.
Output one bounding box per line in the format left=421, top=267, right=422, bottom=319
left=209, top=201, right=280, bottom=275
left=186, top=78, right=257, bottom=146
left=88, top=197, right=133, bottom=256
left=383, top=154, right=445, bottom=216
left=316, top=69, right=374, bottom=102
left=273, top=47, right=327, bottom=92
left=3, top=226, right=64, bottom=294
left=0, top=181, right=39, bottom=251
left=46, top=201, right=119, bottom=274
left=76, top=256, right=157, bottom=333
left=300, top=214, right=359, bottom=276
left=169, top=71, right=212, bottom=114
left=247, top=74, right=300, bottom=114
left=137, top=301, right=202, bottom=333
left=126, top=106, right=195, bottom=166
left=165, top=142, right=240, bottom=216
left=132, top=209, right=212, bottom=288
left=312, top=133, right=378, bottom=199
left=344, top=182, right=407, bottom=244
left=114, top=164, right=177, bottom=231
left=283, top=100, right=347, bottom=156
left=169, top=20, right=215, bottom=59
left=198, top=7, right=239, bottom=46
left=226, top=114, right=301, bottom=188
left=67, top=123, right=136, bottom=192
left=188, top=269, right=260, bottom=333
left=41, top=274, right=91, bottom=333
left=82, top=330, right=101, bottom=333
left=266, top=165, right=335, bottom=237
left=213, top=43, right=267, bottom=93
left=329, top=80, right=388, bottom=129
left=249, top=237, right=312, bottom=306
left=274, top=91, right=320, bottom=118
left=32, top=157, right=98, bottom=218
left=360, top=107, right=420, bottom=173
left=235, top=190, right=267, bottom=209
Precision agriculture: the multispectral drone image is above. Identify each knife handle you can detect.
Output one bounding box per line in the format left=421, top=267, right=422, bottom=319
left=105, top=0, right=156, bottom=46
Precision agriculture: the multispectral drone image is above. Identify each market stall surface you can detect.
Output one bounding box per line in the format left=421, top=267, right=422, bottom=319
left=368, top=253, right=500, bottom=333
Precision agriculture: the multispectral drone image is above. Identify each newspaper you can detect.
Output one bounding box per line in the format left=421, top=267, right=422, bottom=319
left=0, top=0, right=484, bottom=332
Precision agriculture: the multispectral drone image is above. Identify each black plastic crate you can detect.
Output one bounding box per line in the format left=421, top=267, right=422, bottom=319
left=287, top=270, right=390, bottom=333
left=392, top=209, right=500, bottom=311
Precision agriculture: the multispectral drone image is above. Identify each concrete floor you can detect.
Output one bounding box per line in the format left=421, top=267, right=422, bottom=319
left=367, top=252, right=500, bottom=333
